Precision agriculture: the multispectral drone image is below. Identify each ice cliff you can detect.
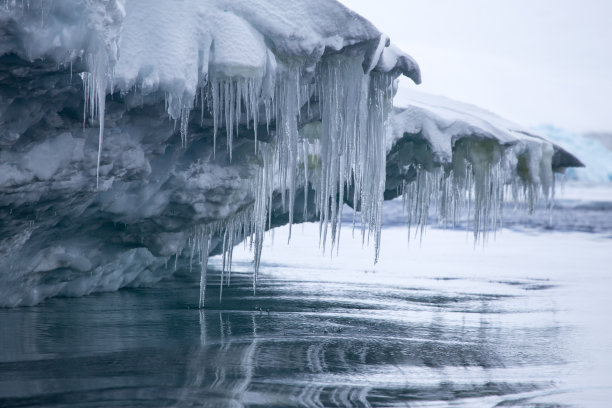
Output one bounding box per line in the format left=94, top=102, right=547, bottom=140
left=0, top=0, right=580, bottom=307
left=536, top=126, right=612, bottom=184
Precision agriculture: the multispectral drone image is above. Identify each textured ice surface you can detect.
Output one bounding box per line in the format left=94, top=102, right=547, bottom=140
left=0, top=1, right=580, bottom=306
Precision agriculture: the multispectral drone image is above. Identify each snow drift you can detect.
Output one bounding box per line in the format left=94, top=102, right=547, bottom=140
left=0, top=0, right=580, bottom=306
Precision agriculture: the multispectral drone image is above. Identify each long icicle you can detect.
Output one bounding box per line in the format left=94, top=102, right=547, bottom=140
left=199, top=231, right=210, bottom=309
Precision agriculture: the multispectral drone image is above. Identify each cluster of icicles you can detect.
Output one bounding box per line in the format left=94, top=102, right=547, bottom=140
left=400, top=162, right=554, bottom=247
left=82, top=54, right=393, bottom=307
left=81, top=54, right=553, bottom=308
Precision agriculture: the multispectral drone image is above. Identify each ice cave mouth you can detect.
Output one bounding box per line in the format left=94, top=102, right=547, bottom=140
left=0, top=0, right=582, bottom=307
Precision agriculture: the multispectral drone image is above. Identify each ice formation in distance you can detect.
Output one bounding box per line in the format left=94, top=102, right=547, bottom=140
left=536, top=126, right=612, bottom=184
left=386, top=91, right=582, bottom=243
left=0, top=1, right=580, bottom=307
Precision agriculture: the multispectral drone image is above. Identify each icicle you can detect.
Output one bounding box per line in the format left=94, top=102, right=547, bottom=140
left=225, top=81, right=232, bottom=161
left=314, top=56, right=392, bottom=261
left=180, top=107, right=190, bottom=148
left=396, top=136, right=558, bottom=247
left=302, top=140, right=309, bottom=220
left=80, top=53, right=108, bottom=190
left=199, top=231, right=210, bottom=309
left=189, top=236, right=195, bottom=273
left=174, top=247, right=180, bottom=271
left=250, top=148, right=273, bottom=294
left=212, top=80, right=220, bottom=157
left=274, top=66, right=300, bottom=241
left=208, top=77, right=265, bottom=159
left=200, top=86, right=205, bottom=126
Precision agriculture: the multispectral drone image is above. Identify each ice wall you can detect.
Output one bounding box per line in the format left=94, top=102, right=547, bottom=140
left=0, top=1, right=579, bottom=307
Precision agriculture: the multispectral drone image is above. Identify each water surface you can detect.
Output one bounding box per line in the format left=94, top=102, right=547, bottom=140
left=1, top=192, right=611, bottom=407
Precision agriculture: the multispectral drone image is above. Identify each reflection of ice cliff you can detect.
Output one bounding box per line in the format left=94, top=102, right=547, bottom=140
left=0, top=1, right=581, bottom=306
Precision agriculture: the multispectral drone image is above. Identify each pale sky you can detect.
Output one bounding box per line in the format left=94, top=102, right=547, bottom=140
left=340, top=0, right=612, bottom=132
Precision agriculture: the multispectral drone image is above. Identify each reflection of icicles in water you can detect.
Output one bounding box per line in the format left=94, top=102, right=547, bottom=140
left=173, top=311, right=259, bottom=408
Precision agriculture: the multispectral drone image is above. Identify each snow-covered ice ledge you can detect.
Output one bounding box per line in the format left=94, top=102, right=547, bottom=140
left=0, top=0, right=580, bottom=306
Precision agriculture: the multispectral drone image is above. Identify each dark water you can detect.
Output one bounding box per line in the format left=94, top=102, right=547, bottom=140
left=0, top=266, right=578, bottom=408
left=1, top=186, right=611, bottom=407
